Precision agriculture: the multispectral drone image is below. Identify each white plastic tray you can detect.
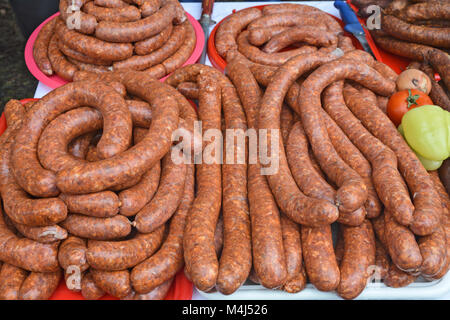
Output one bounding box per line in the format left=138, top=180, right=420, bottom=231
left=197, top=273, right=450, bottom=300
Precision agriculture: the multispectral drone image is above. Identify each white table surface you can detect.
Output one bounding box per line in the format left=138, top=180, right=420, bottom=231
left=32, top=1, right=449, bottom=300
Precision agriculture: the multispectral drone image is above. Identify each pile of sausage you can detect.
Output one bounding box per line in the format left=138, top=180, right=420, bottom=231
left=353, top=0, right=450, bottom=109
left=0, top=70, right=199, bottom=300
left=33, top=0, right=196, bottom=81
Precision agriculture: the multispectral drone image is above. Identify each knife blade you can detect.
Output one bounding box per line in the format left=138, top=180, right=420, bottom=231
left=334, top=0, right=375, bottom=57
left=199, top=0, right=215, bottom=64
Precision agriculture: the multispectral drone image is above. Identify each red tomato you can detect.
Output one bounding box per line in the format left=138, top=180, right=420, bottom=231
left=387, top=89, right=433, bottom=126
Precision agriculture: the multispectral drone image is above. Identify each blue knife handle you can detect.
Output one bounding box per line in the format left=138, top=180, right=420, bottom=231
left=334, top=1, right=365, bottom=35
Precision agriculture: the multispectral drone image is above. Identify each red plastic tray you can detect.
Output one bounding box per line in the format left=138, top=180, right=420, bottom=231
left=207, top=4, right=385, bottom=72
left=0, top=99, right=194, bottom=300
left=25, top=12, right=205, bottom=89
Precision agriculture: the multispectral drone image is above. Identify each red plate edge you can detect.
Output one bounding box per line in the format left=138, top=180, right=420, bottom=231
left=25, top=11, right=205, bottom=89
left=207, top=3, right=405, bottom=74
left=0, top=99, right=194, bottom=301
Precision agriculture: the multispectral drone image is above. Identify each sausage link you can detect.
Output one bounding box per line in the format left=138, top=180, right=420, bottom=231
left=384, top=210, right=423, bottom=273
left=33, top=18, right=56, bottom=76
left=14, top=223, right=67, bottom=243
left=0, top=212, right=60, bottom=272
left=301, top=226, right=340, bottom=291
left=56, top=18, right=133, bottom=61
left=61, top=214, right=131, bottom=240
left=418, top=225, right=447, bottom=278
left=94, top=0, right=129, bottom=7
left=337, top=220, right=376, bottom=299
left=247, top=26, right=290, bottom=47
left=419, top=63, right=450, bottom=112
left=0, top=263, right=28, bottom=300
left=19, top=270, right=62, bottom=300
left=58, top=236, right=89, bottom=272
left=262, top=27, right=337, bottom=54
left=113, top=21, right=186, bottom=71
left=83, top=1, right=141, bottom=22
left=404, top=1, right=450, bottom=21
left=176, top=82, right=199, bottom=100
left=131, top=163, right=193, bottom=293
left=59, top=0, right=97, bottom=34
left=59, top=192, right=120, bottom=218
left=216, top=79, right=251, bottom=295
left=258, top=52, right=340, bottom=225
left=58, top=38, right=113, bottom=66
left=183, top=72, right=222, bottom=292
left=374, top=238, right=390, bottom=280
left=68, top=132, right=96, bottom=159
left=91, top=269, right=132, bottom=298
left=140, top=0, right=161, bottom=17
left=67, top=57, right=112, bottom=74
left=384, top=263, right=418, bottom=288
left=13, top=80, right=132, bottom=197
left=94, top=1, right=176, bottom=42
left=135, top=24, right=173, bottom=56
left=226, top=58, right=287, bottom=288
left=342, top=84, right=441, bottom=235
left=133, top=277, right=172, bottom=300
left=86, top=226, right=165, bottom=270
left=215, top=7, right=262, bottom=59
left=81, top=271, right=104, bottom=300
left=56, top=76, right=178, bottom=194
left=48, top=34, right=78, bottom=81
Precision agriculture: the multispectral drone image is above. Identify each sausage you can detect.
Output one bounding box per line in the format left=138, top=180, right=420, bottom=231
left=81, top=271, right=104, bottom=300
left=0, top=127, right=67, bottom=227
left=135, top=24, right=173, bottom=56
left=377, top=95, right=389, bottom=114
left=131, top=163, right=194, bottom=293
left=48, top=34, right=78, bottom=81
left=321, top=109, right=374, bottom=224
left=113, top=21, right=186, bottom=71
left=404, top=1, right=450, bottom=21
left=14, top=223, right=67, bottom=243
left=13, top=80, right=132, bottom=197
left=86, top=226, right=165, bottom=271
left=419, top=63, right=450, bottom=112
left=280, top=215, right=303, bottom=293
left=83, top=1, right=141, bottom=22
left=337, top=220, right=376, bottom=300
left=68, top=132, right=96, bottom=159
left=161, top=20, right=196, bottom=74
left=183, top=72, right=222, bottom=292
left=299, top=60, right=394, bottom=214
left=91, top=269, right=132, bottom=298
left=384, top=263, right=418, bottom=288
left=215, top=7, right=262, bottom=59
left=374, top=239, right=390, bottom=280
left=94, top=1, right=177, bottom=42
left=0, top=212, right=60, bottom=272
left=301, top=226, right=340, bottom=292
left=61, top=214, right=132, bottom=240
left=216, top=77, right=251, bottom=296
left=0, top=264, right=28, bottom=300
left=94, top=0, right=129, bottom=7
left=55, top=18, right=133, bottom=61
left=134, top=151, right=186, bottom=233
left=382, top=14, right=450, bottom=48
left=59, top=0, right=98, bottom=35
left=214, top=214, right=224, bottom=257
left=67, top=57, right=112, bottom=74
left=258, top=52, right=341, bottom=225
left=426, top=49, right=450, bottom=92
left=19, top=270, right=62, bottom=300
left=56, top=76, right=178, bottom=194
left=119, top=161, right=161, bottom=216
left=418, top=225, right=447, bottom=278
left=57, top=37, right=113, bottom=66
left=283, top=266, right=307, bottom=294
left=237, top=31, right=317, bottom=67
left=342, top=83, right=441, bottom=236
left=335, top=227, right=345, bottom=266
left=262, top=27, right=337, bottom=54
left=225, top=58, right=287, bottom=289
left=33, top=18, right=56, bottom=76
left=324, top=81, right=411, bottom=224
left=176, top=82, right=198, bottom=100
left=58, top=236, right=89, bottom=272
left=133, top=277, right=172, bottom=300
left=384, top=210, right=423, bottom=273
left=247, top=26, right=291, bottom=47
left=140, top=0, right=161, bottom=17
left=59, top=192, right=121, bottom=218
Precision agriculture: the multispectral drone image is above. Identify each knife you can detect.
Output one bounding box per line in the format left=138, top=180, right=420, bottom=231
left=198, top=0, right=216, bottom=64
left=334, top=0, right=375, bottom=57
